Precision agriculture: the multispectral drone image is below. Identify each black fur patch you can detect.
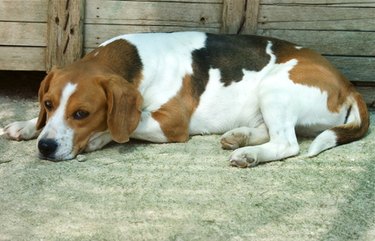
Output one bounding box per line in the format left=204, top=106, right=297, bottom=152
left=190, top=47, right=210, bottom=98
left=189, top=34, right=273, bottom=99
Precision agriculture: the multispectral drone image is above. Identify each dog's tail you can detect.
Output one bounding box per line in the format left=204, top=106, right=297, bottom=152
left=307, top=92, right=369, bottom=157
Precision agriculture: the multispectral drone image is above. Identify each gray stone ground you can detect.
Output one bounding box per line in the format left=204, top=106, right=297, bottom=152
left=0, top=76, right=374, bottom=240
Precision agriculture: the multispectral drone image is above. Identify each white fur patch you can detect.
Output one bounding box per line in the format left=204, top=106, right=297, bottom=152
left=259, top=42, right=348, bottom=134
left=189, top=41, right=281, bottom=135
left=345, top=96, right=361, bottom=125
left=85, top=131, right=112, bottom=152
left=38, top=83, right=77, bottom=160
left=131, top=112, right=168, bottom=142
left=102, top=32, right=207, bottom=111
left=307, top=130, right=337, bottom=157
left=189, top=68, right=263, bottom=135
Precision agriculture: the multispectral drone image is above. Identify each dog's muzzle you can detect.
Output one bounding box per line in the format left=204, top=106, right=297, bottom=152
left=38, top=138, right=58, bottom=160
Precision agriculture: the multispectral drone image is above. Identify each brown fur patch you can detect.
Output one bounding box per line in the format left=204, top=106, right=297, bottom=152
left=103, top=75, right=143, bottom=143
left=82, top=39, right=143, bottom=87
left=152, top=75, right=199, bottom=142
left=68, top=80, right=108, bottom=154
left=273, top=42, right=354, bottom=112
left=36, top=71, right=55, bottom=130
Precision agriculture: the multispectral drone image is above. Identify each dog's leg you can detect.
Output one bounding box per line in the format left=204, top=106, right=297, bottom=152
left=130, top=112, right=168, bottom=142
left=229, top=86, right=300, bottom=167
left=220, top=124, right=270, bottom=150
left=85, top=131, right=113, bottom=152
left=229, top=126, right=299, bottom=168
left=3, top=118, right=40, bottom=141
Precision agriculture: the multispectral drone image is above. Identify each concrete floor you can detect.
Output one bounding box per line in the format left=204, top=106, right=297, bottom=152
left=0, top=74, right=374, bottom=240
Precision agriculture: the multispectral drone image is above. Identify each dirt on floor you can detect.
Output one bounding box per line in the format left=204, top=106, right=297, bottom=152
left=0, top=73, right=374, bottom=241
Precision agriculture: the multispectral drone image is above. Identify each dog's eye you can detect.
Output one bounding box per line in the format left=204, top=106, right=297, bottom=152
left=73, top=110, right=89, bottom=120
left=44, top=100, right=53, bottom=111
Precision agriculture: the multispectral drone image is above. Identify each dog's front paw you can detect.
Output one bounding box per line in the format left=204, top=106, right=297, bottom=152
left=220, top=127, right=250, bottom=150
left=229, top=148, right=259, bottom=168
left=3, top=119, right=38, bottom=141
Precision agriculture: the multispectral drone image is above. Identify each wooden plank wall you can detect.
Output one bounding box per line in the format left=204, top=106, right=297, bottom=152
left=0, top=0, right=47, bottom=70
left=256, top=0, right=375, bottom=84
left=0, top=0, right=374, bottom=105
left=84, top=0, right=223, bottom=53
left=46, top=0, right=85, bottom=71
left=221, top=0, right=260, bottom=34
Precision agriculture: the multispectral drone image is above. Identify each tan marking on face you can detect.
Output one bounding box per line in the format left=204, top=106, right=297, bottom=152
left=66, top=79, right=108, bottom=154
left=152, top=75, right=199, bottom=142
left=274, top=43, right=355, bottom=112
left=37, top=69, right=62, bottom=130
left=59, top=73, right=142, bottom=155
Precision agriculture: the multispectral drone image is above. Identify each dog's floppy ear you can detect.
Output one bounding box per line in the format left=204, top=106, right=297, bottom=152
left=102, top=75, right=142, bottom=143
left=36, top=70, right=55, bottom=130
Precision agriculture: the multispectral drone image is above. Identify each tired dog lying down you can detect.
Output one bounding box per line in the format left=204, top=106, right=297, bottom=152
left=3, top=32, right=369, bottom=167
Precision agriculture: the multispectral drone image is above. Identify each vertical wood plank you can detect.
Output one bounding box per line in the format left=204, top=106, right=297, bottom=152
left=243, top=0, right=260, bottom=34
left=46, top=0, right=85, bottom=71
left=221, top=0, right=246, bottom=34
left=221, top=0, right=260, bottom=34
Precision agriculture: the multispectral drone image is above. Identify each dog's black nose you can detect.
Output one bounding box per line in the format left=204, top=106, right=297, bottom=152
left=38, top=138, right=58, bottom=158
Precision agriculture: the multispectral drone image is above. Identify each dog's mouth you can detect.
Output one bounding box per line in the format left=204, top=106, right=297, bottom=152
left=37, top=139, right=77, bottom=161
left=38, top=153, right=61, bottom=162
left=38, top=152, right=76, bottom=162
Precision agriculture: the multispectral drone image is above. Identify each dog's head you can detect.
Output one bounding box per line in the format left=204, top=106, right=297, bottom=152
left=36, top=66, right=142, bottom=161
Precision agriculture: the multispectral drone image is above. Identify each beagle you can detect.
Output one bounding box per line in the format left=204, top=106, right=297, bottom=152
left=3, top=32, right=369, bottom=167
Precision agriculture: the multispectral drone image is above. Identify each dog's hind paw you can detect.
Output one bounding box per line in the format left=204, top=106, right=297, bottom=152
left=229, top=149, right=259, bottom=168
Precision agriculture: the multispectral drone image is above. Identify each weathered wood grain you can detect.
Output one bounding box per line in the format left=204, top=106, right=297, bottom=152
left=327, top=56, right=375, bottom=82
left=0, top=47, right=45, bottom=71
left=261, top=0, right=375, bottom=6
left=0, top=22, right=46, bottom=46
left=0, top=0, right=47, bottom=22
left=221, top=0, right=246, bottom=34
left=259, top=5, right=375, bottom=31
left=0, top=0, right=373, bottom=92
left=117, top=0, right=222, bottom=2
left=46, top=0, right=85, bottom=71
left=84, top=24, right=219, bottom=48
left=244, top=0, right=261, bottom=34
left=355, top=86, right=375, bottom=107
left=85, top=0, right=221, bottom=28
left=221, top=0, right=261, bottom=34
left=258, top=29, right=375, bottom=56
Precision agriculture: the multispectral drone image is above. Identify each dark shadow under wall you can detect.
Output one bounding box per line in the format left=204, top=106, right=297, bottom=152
left=0, top=71, right=45, bottom=99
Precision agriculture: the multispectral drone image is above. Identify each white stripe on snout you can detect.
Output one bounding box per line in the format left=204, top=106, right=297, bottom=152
left=38, top=82, right=77, bottom=160
left=51, top=83, right=77, bottom=126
